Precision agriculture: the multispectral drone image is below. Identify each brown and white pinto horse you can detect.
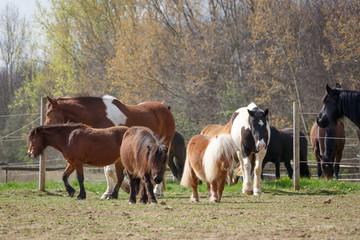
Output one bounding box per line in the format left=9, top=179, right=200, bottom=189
left=120, top=127, right=168, bottom=204
left=180, top=134, right=238, bottom=203
left=44, top=95, right=175, bottom=197
left=231, top=103, right=270, bottom=196
left=201, top=118, right=241, bottom=186
left=27, top=124, right=129, bottom=199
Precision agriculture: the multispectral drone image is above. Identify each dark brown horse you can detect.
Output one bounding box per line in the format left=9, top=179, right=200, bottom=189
left=27, top=124, right=129, bottom=199
left=168, top=131, right=186, bottom=180
left=310, top=121, right=345, bottom=180
left=44, top=95, right=175, bottom=196
left=180, top=134, right=238, bottom=203
left=120, top=126, right=168, bottom=204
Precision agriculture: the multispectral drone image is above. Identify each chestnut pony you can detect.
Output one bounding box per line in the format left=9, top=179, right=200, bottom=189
left=44, top=95, right=175, bottom=197
left=120, top=127, right=168, bottom=204
left=180, top=134, right=238, bottom=203
left=201, top=118, right=240, bottom=186
left=27, top=124, right=129, bottom=199
left=310, top=121, right=345, bottom=180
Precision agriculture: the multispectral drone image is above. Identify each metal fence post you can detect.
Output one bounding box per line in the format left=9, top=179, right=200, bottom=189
left=293, top=102, right=300, bottom=190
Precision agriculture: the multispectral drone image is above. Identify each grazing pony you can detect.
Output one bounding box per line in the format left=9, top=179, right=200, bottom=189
left=27, top=124, right=129, bottom=199
left=44, top=95, right=175, bottom=197
left=262, top=126, right=310, bottom=179
left=180, top=134, right=238, bottom=203
left=101, top=130, right=186, bottom=199
left=310, top=121, right=345, bottom=180
left=120, top=127, right=168, bottom=204
left=201, top=118, right=240, bottom=186
left=317, top=83, right=360, bottom=129
left=231, top=103, right=270, bottom=195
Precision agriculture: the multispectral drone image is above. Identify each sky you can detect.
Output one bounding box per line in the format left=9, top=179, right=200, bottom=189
left=1, top=0, right=48, bottom=22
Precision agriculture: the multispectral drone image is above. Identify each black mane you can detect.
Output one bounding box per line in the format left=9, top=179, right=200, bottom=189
left=339, top=90, right=360, bottom=128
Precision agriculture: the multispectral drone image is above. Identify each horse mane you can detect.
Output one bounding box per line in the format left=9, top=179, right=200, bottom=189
left=28, top=123, right=88, bottom=143
left=339, top=90, right=360, bottom=127
left=203, top=134, right=238, bottom=182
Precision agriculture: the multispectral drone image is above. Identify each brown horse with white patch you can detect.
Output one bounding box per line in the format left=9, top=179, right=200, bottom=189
left=120, top=126, right=168, bottom=204
left=27, top=123, right=129, bottom=199
left=180, top=134, right=238, bottom=203
left=44, top=95, right=175, bottom=196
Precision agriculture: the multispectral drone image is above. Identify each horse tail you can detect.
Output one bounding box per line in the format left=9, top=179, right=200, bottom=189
left=180, top=145, right=192, bottom=188
left=203, top=134, right=239, bottom=182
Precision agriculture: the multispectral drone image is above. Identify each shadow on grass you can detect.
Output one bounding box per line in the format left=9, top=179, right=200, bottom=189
left=262, top=189, right=343, bottom=196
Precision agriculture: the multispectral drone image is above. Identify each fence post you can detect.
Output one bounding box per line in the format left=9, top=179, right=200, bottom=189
left=293, top=102, right=300, bottom=190
left=39, top=97, right=47, bottom=191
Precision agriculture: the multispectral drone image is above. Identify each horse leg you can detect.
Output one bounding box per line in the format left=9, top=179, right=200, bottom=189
left=127, top=172, right=138, bottom=204
left=168, top=152, right=178, bottom=181
left=110, top=161, right=125, bottom=199
left=139, top=180, right=148, bottom=204
left=240, top=151, right=253, bottom=195
left=218, top=177, right=226, bottom=203
left=101, top=165, right=115, bottom=199
left=190, top=169, right=199, bottom=202
left=284, top=160, right=293, bottom=179
left=209, top=181, right=218, bottom=203
left=73, top=162, right=86, bottom=200
left=62, top=163, right=75, bottom=197
left=143, top=173, right=157, bottom=204
left=253, top=151, right=266, bottom=196
left=334, top=154, right=342, bottom=180
left=275, top=160, right=281, bottom=179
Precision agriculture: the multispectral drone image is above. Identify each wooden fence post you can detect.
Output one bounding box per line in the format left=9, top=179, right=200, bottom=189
left=293, top=102, right=300, bottom=190
left=39, top=97, right=47, bottom=191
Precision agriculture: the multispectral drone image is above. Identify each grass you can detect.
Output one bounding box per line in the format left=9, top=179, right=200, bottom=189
left=1, top=177, right=359, bottom=195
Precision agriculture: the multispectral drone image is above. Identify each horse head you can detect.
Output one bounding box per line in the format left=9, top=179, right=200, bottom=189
left=317, top=84, right=343, bottom=128
left=44, top=96, right=68, bottom=125
left=322, top=160, right=334, bottom=180
left=149, top=144, right=168, bottom=184
left=247, top=106, right=270, bottom=152
left=27, top=127, right=45, bottom=158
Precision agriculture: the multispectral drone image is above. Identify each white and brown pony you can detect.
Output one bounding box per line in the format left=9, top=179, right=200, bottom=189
left=180, top=134, right=238, bottom=203
left=231, top=103, right=270, bottom=196
left=120, top=126, right=168, bottom=204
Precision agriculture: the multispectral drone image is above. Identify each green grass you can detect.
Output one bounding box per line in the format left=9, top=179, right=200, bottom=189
left=1, top=178, right=359, bottom=195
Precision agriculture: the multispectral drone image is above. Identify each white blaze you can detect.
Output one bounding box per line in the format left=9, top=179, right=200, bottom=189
left=102, top=95, right=127, bottom=126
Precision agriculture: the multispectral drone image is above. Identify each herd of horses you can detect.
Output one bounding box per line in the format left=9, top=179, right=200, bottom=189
left=27, top=83, right=359, bottom=203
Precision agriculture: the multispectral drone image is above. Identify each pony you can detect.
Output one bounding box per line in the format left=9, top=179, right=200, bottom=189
left=317, top=83, right=360, bottom=129
left=261, top=126, right=310, bottom=179
left=231, top=103, right=270, bottom=195
left=27, top=123, right=129, bottom=199
left=180, top=134, right=238, bottom=203
left=44, top=95, right=175, bottom=197
left=310, top=121, right=345, bottom=180
left=101, top=130, right=186, bottom=199
left=201, top=118, right=240, bottom=186
left=120, top=126, right=168, bottom=204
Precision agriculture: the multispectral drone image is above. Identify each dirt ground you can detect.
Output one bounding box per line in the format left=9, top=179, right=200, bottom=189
left=0, top=187, right=359, bottom=240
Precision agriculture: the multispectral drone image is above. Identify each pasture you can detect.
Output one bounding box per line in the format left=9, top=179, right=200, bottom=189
left=1, top=179, right=360, bottom=239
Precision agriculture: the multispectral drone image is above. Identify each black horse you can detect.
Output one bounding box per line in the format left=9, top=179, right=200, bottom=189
left=317, top=83, right=360, bottom=129
left=261, top=126, right=310, bottom=179
left=168, top=131, right=186, bottom=180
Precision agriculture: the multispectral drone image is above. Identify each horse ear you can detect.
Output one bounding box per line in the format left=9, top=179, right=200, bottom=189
left=264, top=109, right=269, bottom=117
left=47, top=96, right=57, bottom=107
left=34, top=127, right=41, bottom=134
left=326, top=84, right=334, bottom=96
left=247, top=109, right=255, bottom=117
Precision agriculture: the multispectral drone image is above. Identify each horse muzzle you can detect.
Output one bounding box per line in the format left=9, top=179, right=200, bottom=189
left=316, top=115, right=329, bottom=128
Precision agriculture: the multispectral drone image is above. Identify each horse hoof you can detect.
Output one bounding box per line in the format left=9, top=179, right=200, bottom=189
left=76, top=195, right=86, bottom=200
left=128, top=201, right=136, bottom=205
left=254, top=191, right=262, bottom=196
left=68, top=189, right=75, bottom=198
left=246, top=190, right=253, bottom=195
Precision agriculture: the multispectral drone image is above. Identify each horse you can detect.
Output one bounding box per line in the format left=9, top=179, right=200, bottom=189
left=180, top=134, right=238, bottom=203
left=317, top=83, right=360, bottom=129
left=201, top=118, right=241, bottom=186
left=44, top=95, right=175, bottom=197
left=27, top=123, right=129, bottom=199
left=101, top=130, right=185, bottom=199
left=310, top=121, right=345, bottom=180
left=231, top=102, right=270, bottom=195
left=261, top=126, right=310, bottom=179
left=120, top=126, right=168, bottom=204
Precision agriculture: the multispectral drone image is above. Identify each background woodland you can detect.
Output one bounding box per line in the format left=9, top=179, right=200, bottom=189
left=0, top=0, right=359, bottom=163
